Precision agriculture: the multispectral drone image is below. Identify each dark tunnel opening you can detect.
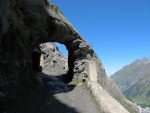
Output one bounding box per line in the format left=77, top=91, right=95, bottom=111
left=32, top=49, right=42, bottom=72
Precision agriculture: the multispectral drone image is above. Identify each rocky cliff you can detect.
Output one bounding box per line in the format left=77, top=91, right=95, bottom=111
left=0, top=0, right=139, bottom=112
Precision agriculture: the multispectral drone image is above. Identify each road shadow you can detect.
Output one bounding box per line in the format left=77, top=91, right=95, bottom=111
left=0, top=72, right=80, bottom=113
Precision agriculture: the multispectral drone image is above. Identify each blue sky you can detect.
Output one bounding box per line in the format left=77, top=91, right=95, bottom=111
left=52, top=0, right=150, bottom=76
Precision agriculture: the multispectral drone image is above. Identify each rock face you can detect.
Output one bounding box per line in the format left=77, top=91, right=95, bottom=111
left=111, top=58, right=150, bottom=108
left=0, top=0, right=139, bottom=112
left=40, top=42, right=68, bottom=75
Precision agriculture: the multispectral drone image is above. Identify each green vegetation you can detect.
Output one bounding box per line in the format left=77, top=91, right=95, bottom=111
left=71, top=79, right=86, bottom=86
left=111, top=58, right=150, bottom=108
left=131, top=96, right=150, bottom=107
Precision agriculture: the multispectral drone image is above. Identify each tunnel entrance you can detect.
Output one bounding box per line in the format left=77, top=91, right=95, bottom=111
left=31, top=38, right=93, bottom=84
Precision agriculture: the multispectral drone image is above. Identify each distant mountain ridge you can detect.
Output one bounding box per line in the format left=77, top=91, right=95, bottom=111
left=111, top=58, right=150, bottom=107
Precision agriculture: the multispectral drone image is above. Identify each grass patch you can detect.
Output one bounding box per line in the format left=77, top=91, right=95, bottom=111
left=131, top=96, right=150, bottom=107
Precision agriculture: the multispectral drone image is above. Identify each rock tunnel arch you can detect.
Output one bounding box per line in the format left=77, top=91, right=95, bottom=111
left=32, top=37, right=94, bottom=83
left=26, top=0, right=95, bottom=83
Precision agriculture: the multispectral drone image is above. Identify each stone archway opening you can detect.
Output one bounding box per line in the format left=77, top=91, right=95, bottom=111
left=38, top=36, right=95, bottom=84
left=39, top=42, right=69, bottom=78
left=55, top=42, right=68, bottom=58
left=31, top=35, right=94, bottom=84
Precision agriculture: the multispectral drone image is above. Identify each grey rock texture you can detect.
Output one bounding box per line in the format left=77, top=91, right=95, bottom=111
left=0, top=0, right=139, bottom=113
left=40, top=42, right=68, bottom=75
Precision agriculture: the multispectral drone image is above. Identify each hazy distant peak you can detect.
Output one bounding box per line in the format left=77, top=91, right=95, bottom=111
left=133, top=57, right=150, bottom=65
left=141, top=57, right=150, bottom=63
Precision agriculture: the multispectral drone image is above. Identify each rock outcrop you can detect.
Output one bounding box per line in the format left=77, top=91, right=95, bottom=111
left=0, top=0, right=139, bottom=113
left=40, top=42, right=68, bottom=75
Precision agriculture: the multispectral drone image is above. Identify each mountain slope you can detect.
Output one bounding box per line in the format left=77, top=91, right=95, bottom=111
left=111, top=58, right=150, bottom=107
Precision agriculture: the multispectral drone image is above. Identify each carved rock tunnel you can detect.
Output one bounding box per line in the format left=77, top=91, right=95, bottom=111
left=32, top=38, right=94, bottom=83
